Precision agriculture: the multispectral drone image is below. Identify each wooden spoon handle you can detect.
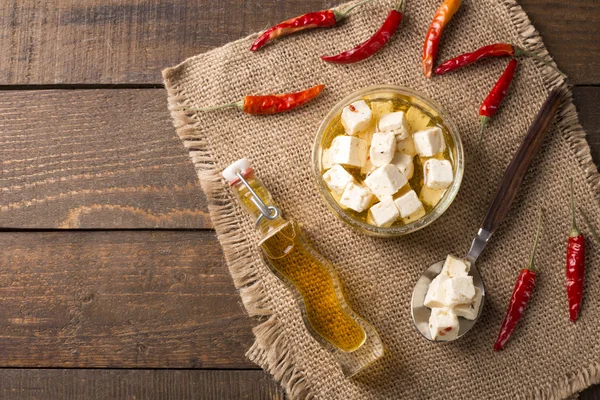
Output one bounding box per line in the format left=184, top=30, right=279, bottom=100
left=481, top=88, right=562, bottom=234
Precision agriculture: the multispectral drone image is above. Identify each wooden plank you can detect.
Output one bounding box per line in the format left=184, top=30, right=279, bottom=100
left=0, top=369, right=284, bottom=400
left=0, top=0, right=597, bottom=85
left=0, top=230, right=256, bottom=368
left=0, top=87, right=598, bottom=229
left=0, top=89, right=210, bottom=229
left=519, top=0, right=600, bottom=85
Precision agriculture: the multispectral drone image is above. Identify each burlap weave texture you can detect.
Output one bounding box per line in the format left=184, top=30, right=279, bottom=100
left=163, top=0, right=600, bottom=398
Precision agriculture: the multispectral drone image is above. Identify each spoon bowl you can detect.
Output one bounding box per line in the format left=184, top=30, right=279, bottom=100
left=411, top=259, right=485, bottom=341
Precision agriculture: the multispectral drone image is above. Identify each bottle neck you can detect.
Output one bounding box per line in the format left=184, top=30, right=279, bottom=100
left=230, top=171, right=286, bottom=236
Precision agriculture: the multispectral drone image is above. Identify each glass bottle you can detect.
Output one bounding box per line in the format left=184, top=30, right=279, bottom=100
left=222, top=159, right=384, bottom=376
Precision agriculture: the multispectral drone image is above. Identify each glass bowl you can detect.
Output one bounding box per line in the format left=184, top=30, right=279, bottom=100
left=312, top=85, right=464, bottom=237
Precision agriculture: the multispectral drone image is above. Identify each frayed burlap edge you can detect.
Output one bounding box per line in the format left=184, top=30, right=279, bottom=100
left=162, top=1, right=600, bottom=398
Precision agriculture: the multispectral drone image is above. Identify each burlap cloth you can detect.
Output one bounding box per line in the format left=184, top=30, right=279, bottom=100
left=163, top=0, right=600, bottom=398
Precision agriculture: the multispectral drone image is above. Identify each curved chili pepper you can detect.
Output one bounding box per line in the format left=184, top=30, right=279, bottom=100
left=321, top=0, right=404, bottom=64
left=494, top=210, right=542, bottom=352
left=179, top=84, right=325, bottom=115
left=478, top=58, right=518, bottom=147
left=434, top=43, right=566, bottom=76
left=567, top=178, right=585, bottom=322
left=250, top=0, right=373, bottom=51
left=422, top=0, right=462, bottom=78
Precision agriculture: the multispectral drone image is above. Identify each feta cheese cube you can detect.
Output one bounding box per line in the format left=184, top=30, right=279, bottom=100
left=341, top=100, right=372, bottom=135
left=330, top=135, right=368, bottom=168
left=360, top=158, right=377, bottom=176
left=322, top=164, right=354, bottom=195
left=368, top=197, right=400, bottom=227
left=441, top=255, right=470, bottom=278
left=442, top=276, right=476, bottom=306
left=322, top=148, right=333, bottom=170
left=454, top=287, right=483, bottom=320
left=391, top=152, right=414, bottom=180
left=419, top=185, right=445, bottom=207
left=378, top=111, right=410, bottom=140
left=429, top=307, right=459, bottom=341
left=423, top=158, right=454, bottom=189
left=396, top=136, right=416, bottom=157
left=369, top=131, right=396, bottom=166
left=406, top=106, right=431, bottom=132
left=424, top=274, right=449, bottom=308
left=413, top=127, right=445, bottom=157
left=401, top=207, right=426, bottom=224
left=393, top=190, right=424, bottom=218
left=364, top=164, right=407, bottom=200
left=370, top=101, right=394, bottom=120
left=340, top=182, right=374, bottom=212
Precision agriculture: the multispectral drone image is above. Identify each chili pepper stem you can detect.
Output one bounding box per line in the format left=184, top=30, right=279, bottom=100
left=569, top=178, right=580, bottom=237
left=334, top=0, right=374, bottom=21
left=175, top=101, right=244, bottom=112
left=579, top=207, right=600, bottom=244
left=513, top=46, right=566, bottom=77
left=526, top=209, right=543, bottom=271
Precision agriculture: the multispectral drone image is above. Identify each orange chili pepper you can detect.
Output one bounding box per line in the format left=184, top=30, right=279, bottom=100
left=177, top=85, right=325, bottom=115
left=422, top=0, right=462, bottom=78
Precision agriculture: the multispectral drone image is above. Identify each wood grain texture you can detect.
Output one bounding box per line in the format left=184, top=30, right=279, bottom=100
left=0, top=89, right=209, bottom=229
left=0, top=0, right=597, bottom=85
left=0, top=369, right=284, bottom=400
left=0, top=230, right=256, bottom=368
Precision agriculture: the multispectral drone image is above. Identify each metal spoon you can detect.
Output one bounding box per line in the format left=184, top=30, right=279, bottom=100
left=411, top=87, right=562, bottom=341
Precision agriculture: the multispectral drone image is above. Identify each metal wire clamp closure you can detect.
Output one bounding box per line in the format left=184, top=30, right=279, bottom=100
left=236, top=171, right=280, bottom=227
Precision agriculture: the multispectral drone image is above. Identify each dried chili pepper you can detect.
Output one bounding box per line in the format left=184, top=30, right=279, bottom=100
left=434, top=43, right=565, bottom=76
left=494, top=209, right=542, bottom=352
left=179, top=84, right=325, bottom=115
left=321, top=0, right=404, bottom=64
left=566, top=178, right=585, bottom=322
left=250, top=0, right=372, bottom=51
left=478, top=58, right=518, bottom=146
left=422, top=0, right=462, bottom=78
left=579, top=207, right=600, bottom=245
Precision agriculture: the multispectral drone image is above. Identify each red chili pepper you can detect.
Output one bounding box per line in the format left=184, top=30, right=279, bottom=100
left=422, top=0, right=462, bottom=78
left=494, top=210, right=542, bottom=352
left=321, top=0, right=404, bottom=64
left=434, top=43, right=566, bottom=76
left=566, top=178, right=585, bottom=322
left=250, top=0, right=373, bottom=51
left=478, top=58, right=518, bottom=147
left=179, top=84, right=325, bottom=115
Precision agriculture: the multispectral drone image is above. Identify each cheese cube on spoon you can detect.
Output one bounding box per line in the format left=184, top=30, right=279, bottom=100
left=341, top=100, right=372, bottom=136
left=340, top=182, right=374, bottom=212
left=454, top=287, right=483, bottom=320
left=378, top=111, right=410, bottom=140
left=442, top=276, right=476, bottom=306
left=393, top=190, right=424, bottom=219
left=322, top=164, right=354, bottom=195
left=424, top=159, right=453, bottom=189
left=370, top=131, right=396, bottom=166
left=364, top=164, right=407, bottom=200
left=429, top=308, right=459, bottom=340
left=391, top=152, right=414, bottom=180
left=396, top=136, right=416, bottom=157
left=330, top=135, right=368, bottom=168
left=441, top=255, right=470, bottom=278
left=368, top=197, right=400, bottom=227
left=413, top=127, right=445, bottom=157
left=424, top=274, right=449, bottom=308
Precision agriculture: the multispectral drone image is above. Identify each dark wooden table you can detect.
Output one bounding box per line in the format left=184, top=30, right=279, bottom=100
left=0, top=0, right=597, bottom=399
